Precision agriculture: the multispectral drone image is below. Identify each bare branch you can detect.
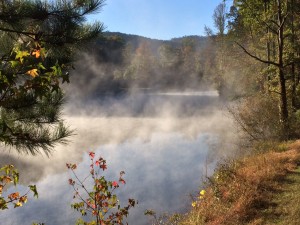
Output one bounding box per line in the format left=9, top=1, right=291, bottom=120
left=235, top=42, right=280, bottom=67
left=269, top=89, right=282, bottom=95
left=227, top=105, right=260, bottom=141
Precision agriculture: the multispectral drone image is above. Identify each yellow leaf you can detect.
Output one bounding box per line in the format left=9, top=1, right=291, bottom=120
left=26, top=69, right=38, bottom=77
left=14, top=202, right=22, bottom=208
left=15, top=50, right=30, bottom=63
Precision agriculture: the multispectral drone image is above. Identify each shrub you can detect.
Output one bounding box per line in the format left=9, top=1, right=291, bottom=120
left=67, top=152, right=136, bottom=225
left=229, top=94, right=282, bottom=142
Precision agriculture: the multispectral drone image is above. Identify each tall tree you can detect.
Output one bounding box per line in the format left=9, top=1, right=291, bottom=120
left=205, top=1, right=230, bottom=98
left=213, top=1, right=226, bottom=36
left=233, top=0, right=300, bottom=139
left=0, top=0, right=104, bottom=154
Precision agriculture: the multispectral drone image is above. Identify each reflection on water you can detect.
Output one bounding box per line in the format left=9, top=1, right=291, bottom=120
left=0, top=91, right=235, bottom=225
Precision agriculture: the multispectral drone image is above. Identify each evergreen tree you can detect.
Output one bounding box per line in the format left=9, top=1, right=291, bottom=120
left=0, top=0, right=105, bottom=154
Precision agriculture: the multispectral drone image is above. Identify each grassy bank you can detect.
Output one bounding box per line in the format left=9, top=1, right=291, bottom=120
left=159, top=141, right=300, bottom=225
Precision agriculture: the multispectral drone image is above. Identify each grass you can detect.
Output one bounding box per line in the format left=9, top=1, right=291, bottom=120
left=256, top=166, right=300, bottom=225
left=157, top=140, right=300, bottom=225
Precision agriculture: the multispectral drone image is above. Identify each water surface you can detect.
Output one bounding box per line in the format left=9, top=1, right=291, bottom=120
left=0, top=91, right=235, bottom=224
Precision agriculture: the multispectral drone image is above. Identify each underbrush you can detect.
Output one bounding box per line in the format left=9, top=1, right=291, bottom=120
left=162, top=141, right=300, bottom=225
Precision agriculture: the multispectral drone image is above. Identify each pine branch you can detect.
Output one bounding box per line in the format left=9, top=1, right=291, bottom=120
left=0, top=26, right=36, bottom=38
left=0, top=0, right=102, bottom=154
left=0, top=92, right=73, bottom=155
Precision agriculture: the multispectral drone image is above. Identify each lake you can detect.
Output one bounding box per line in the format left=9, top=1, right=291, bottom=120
left=0, top=90, right=236, bottom=225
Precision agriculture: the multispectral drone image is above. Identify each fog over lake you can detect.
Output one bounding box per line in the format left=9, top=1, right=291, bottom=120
left=0, top=90, right=236, bottom=225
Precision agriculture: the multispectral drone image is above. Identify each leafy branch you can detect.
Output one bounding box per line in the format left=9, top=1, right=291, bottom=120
left=0, top=165, right=38, bottom=210
left=67, top=152, right=137, bottom=225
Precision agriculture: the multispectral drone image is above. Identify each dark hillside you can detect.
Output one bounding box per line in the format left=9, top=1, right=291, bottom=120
left=67, top=32, right=213, bottom=101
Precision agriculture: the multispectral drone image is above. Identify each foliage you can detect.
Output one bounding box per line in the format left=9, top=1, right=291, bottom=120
left=67, top=152, right=136, bottom=225
left=231, top=0, right=300, bottom=139
left=213, top=2, right=226, bottom=36
left=0, top=164, right=38, bottom=210
left=0, top=0, right=104, bottom=154
left=229, top=94, right=282, bottom=141
left=0, top=42, right=73, bottom=155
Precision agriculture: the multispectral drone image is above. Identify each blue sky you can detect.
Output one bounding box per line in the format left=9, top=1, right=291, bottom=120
left=88, top=0, right=233, bottom=40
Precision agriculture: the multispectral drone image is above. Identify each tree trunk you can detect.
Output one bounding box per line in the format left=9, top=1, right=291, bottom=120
left=279, top=68, right=289, bottom=137
left=289, top=0, right=297, bottom=109
left=265, top=0, right=271, bottom=92
left=277, top=0, right=290, bottom=139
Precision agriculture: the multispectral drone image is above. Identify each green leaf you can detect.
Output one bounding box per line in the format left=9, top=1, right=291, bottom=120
left=37, top=62, right=46, bottom=70
left=29, top=185, right=38, bottom=198
left=0, top=197, right=8, bottom=210
left=12, top=170, right=19, bottom=185
left=80, top=209, right=86, bottom=216
left=10, top=60, right=20, bottom=68
left=51, top=63, right=62, bottom=76
left=15, top=50, right=30, bottom=63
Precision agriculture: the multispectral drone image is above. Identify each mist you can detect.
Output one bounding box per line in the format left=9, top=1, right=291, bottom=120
left=0, top=36, right=238, bottom=225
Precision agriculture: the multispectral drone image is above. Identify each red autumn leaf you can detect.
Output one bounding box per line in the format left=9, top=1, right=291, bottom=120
left=95, top=160, right=100, bottom=166
left=89, top=152, right=95, bottom=159
left=8, top=192, right=20, bottom=200
left=100, top=164, right=107, bottom=171
left=68, top=179, right=75, bottom=185
left=112, top=181, right=119, bottom=188
left=119, top=178, right=126, bottom=185
left=103, top=202, right=109, bottom=207
left=87, top=201, right=96, bottom=209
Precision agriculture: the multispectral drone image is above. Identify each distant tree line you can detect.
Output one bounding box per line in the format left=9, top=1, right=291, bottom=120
left=70, top=32, right=219, bottom=99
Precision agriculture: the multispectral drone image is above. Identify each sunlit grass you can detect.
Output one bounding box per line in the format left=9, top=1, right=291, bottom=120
left=257, top=166, right=300, bottom=225
left=167, top=141, right=300, bottom=225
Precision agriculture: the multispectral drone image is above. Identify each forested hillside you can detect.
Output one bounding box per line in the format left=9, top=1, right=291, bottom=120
left=68, top=32, right=219, bottom=99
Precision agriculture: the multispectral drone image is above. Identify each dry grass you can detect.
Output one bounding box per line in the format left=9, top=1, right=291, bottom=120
left=178, top=141, right=300, bottom=225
